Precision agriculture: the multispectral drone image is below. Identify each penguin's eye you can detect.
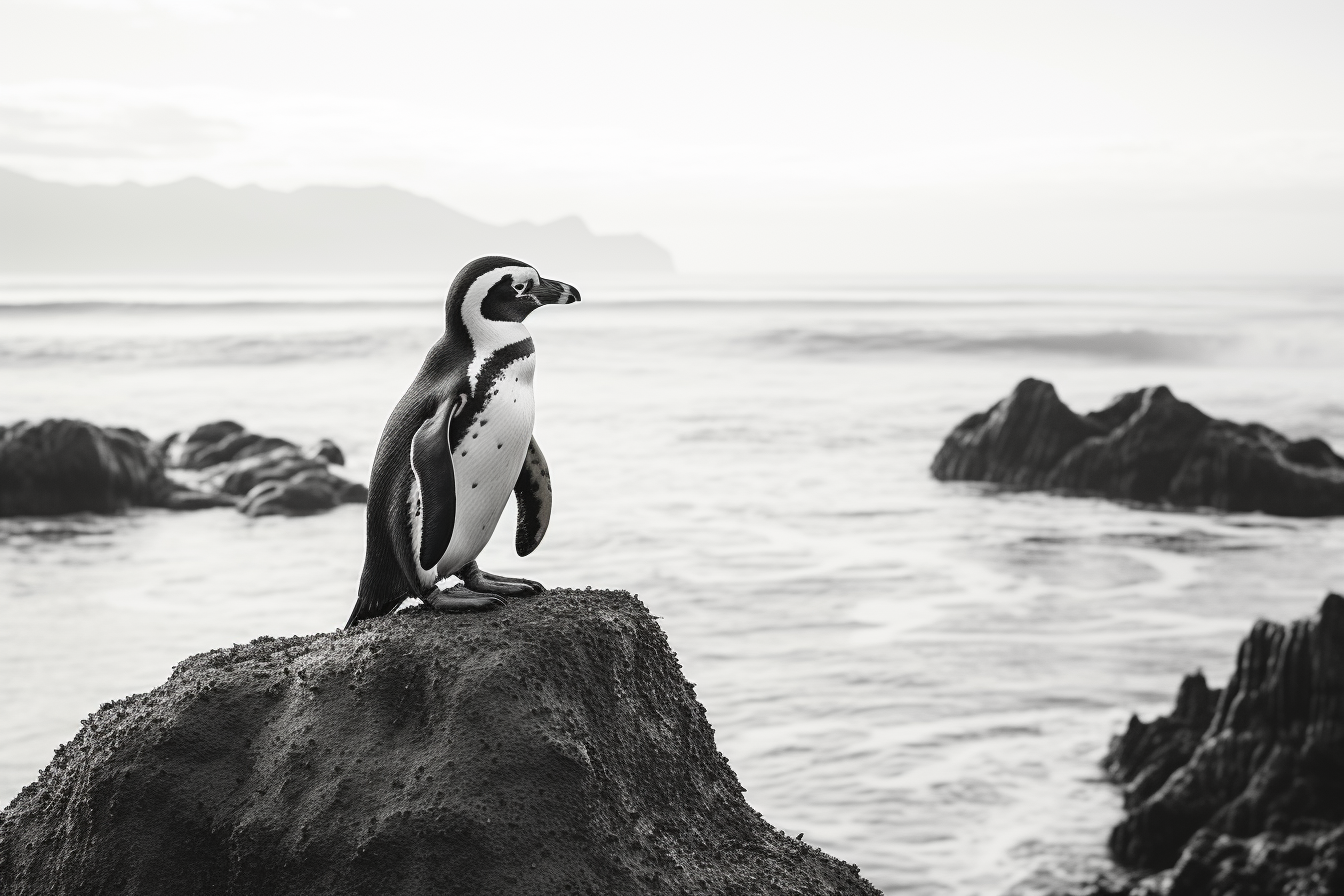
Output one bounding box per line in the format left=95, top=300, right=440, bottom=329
left=514, top=282, right=529, bottom=296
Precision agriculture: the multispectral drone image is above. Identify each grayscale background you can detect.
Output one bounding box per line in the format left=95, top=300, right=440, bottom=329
left=1, top=2, right=1342, bottom=892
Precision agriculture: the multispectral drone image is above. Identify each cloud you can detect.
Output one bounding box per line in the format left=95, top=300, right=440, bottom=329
left=27, top=0, right=357, bottom=23
left=0, top=84, right=244, bottom=161
left=32, top=0, right=270, bottom=23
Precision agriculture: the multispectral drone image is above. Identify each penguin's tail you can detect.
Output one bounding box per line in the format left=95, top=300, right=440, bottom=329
left=345, top=591, right=399, bottom=629
left=344, top=605, right=365, bottom=629
left=346, top=574, right=407, bottom=629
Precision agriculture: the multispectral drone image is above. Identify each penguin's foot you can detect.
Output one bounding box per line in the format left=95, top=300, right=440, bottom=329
left=458, top=560, right=545, bottom=597
left=424, top=584, right=504, bottom=613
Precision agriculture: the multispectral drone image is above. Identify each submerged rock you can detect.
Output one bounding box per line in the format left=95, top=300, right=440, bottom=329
left=0, top=589, right=879, bottom=896
left=0, top=419, right=231, bottom=516
left=164, top=421, right=367, bottom=517
left=1073, top=593, right=1344, bottom=896
left=932, top=379, right=1344, bottom=516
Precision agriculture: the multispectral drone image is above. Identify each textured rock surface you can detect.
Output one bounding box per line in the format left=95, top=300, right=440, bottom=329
left=1072, top=593, right=1344, bottom=896
left=0, top=589, right=879, bottom=896
left=932, top=379, right=1344, bottom=516
left=1103, top=672, right=1223, bottom=832
left=164, top=421, right=368, bottom=517
left=0, top=419, right=231, bottom=516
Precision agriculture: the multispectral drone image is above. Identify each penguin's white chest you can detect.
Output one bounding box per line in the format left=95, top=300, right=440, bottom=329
left=436, top=353, right=536, bottom=577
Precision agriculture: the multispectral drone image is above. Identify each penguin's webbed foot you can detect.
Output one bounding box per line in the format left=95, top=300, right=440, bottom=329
left=424, top=584, right=504, bottom=613
left=458, top=560, right=545, bottom=597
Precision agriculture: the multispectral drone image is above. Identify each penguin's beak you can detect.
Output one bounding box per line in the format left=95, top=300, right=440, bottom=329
left=534, top=278, right=581, bottom=306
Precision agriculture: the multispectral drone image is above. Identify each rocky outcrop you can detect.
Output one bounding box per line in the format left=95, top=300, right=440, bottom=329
left=0, top=419, right=232, bottom=516
left=1076, top=593, right=1344, bottom=896
left=0, top=418, right=365, bottom=518
left=1102, top=671, right=1223, bottom=838
left=0, top=589, right=879, bottom=896
left=164, top=421, right=367, bottom=517
left=932, top=379, right=1344, bottom=516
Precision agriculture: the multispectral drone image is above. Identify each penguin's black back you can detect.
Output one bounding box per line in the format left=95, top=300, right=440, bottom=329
left=349, top=337, right=469, bottom=626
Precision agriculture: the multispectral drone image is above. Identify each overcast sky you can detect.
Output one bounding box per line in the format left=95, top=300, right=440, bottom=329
left=2, top=0, right=1342, bottom=275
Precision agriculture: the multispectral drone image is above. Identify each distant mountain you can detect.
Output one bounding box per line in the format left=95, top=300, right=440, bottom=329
left=0, top=168, right=673, bottom=275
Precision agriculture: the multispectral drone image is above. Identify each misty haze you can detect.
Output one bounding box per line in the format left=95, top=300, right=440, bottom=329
left=0, top=168, right=673, bottom=274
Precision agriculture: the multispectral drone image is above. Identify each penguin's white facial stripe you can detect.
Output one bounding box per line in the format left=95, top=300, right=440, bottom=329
left=461, top=266, right=533, bottom=318
left=461, top=266, right=533, bottom=390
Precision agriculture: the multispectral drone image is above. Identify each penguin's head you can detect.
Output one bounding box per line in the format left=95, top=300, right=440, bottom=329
left=445, top=256, right=581, bottom=331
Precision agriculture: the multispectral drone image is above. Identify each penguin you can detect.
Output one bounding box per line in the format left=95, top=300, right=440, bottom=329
left=346, top=256, right=580, bottom=627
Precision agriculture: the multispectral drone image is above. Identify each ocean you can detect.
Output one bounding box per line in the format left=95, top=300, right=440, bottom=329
left=1, top=275, right=1342, bottom=894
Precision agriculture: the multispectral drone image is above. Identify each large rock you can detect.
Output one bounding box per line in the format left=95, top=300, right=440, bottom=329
left=929, top=378, right=1104, bottom=488
left=0, top=419, right=231, bottom=516
left=0, top=589, right=880, bottom=896
left=164, top=421, right=368, bottom=517
left=1075, top=593, right=1344, bottom=896
left=932, top=379, right=1344, bottom=516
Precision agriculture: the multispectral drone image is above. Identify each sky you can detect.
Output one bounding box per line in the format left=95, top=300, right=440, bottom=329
left=1, top=0, right=1342, bottom=275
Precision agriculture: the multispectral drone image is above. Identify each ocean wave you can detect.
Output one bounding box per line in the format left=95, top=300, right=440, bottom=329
left=0, top=517, right=117, bottom=547
left=0, top=299, right=437, bottom=314
left=1018, top=529, right=1262, bottom=555
left=755, top=328, right=1237, bottom=362
left=0, top=331, right=431, bottom=366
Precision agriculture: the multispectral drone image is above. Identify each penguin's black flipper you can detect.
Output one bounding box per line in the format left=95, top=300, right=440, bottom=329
left=412, top=398, right=457, bottom=571
left=513, top=435, right=552, bottom=557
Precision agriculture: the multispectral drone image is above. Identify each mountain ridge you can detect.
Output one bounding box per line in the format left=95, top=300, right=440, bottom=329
left=0, top=168, right=674, bottom=275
